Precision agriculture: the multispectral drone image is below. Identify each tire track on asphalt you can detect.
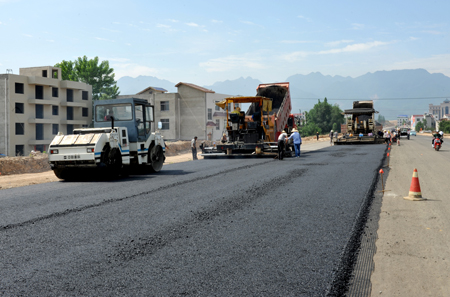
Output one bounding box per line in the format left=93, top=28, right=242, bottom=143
left=108, top=168, right=308, bottom=262
left=0, top=160, right=274, bottom=231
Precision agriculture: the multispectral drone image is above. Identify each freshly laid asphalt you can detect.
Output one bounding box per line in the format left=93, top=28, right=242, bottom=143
left=0, top=142, right=386, bottom=296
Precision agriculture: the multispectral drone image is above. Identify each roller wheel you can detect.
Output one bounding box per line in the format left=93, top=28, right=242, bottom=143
left=53, top=168, right=75, bottom=180
left=107, top=148, right=123, bottom=177
left=148, top=145, right=164, bottom=172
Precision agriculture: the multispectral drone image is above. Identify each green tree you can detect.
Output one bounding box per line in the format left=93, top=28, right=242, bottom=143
left=415, top=120, right=424, bottom=132
left=55, top=56, right=120, bottom=100
left=300, top=98, right=344, bottom=136
left=56, top=60, right=77, bottom=81
left=300, top=121, right=322, bottom=137
left=332, top=122, right=338, bottom=131
left=439, top=121, right=450, bottom=133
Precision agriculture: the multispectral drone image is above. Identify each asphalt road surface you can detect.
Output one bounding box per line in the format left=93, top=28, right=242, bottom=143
left=0, top=142, right=386, bottom=296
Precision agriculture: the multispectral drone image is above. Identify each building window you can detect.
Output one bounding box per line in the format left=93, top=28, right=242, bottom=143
left=15, top=145, right=24, bottom=156
left=224, top=119, right=227, bottom=129
left=42, top=70, right=48, bottom=77
left=446, top=106, right=449, bottom=115
left=216, top=119, right=220, bottom=130
left=67, top=89, right=73, bottom=102
left=160, top=119, right=169, bottom=130
left=52, top=105, right=59, bottom=116
left=35, top=145, right=45, bottom=153
left=15, top=103, right=24, bottom=114
left=235, top=103, right=240, bottom=109
left=15, top=123, right=24, bottom=135
left=82, top=108, right=88, bottom=117
left=52, top=124, right=59, bottom=135
left=52, top=70, right=58, bottom=79
left=36, top=124, right=44, bottom=140
left=52, top=87, right=58, bottom=97
left=35, top=85, right=43, bottom=99
left=208, top=108, right=212, bottom=120
left=227, top=103, right=231, bottom=111
left=160, top=101, right=169, bottom=111
left=67, top=124, right=74, bottom=134
left=67, top=107, right=73, bottom=120
left=35, top=104, right=44, bottom=119
left=215, top=101, right=220, bottom=111
left=15, top=83, right=24, bottom=94
left=82, top=91, right=88, bottom=100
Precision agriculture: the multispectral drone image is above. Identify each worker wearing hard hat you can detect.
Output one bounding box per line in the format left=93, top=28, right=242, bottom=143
left=288, top=128, right=302, bottom=158
left=277, top=130, right=288, bottom=160
left=221, top=132, right=227, bottom=143
left=231, top=107, right=241, bottom=114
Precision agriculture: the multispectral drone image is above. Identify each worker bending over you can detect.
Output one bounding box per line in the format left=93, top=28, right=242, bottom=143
left=277, top=130, right=288, bottom=160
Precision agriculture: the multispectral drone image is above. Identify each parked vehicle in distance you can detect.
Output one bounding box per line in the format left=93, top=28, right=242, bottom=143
left=410, top=130, right=417, bottom=136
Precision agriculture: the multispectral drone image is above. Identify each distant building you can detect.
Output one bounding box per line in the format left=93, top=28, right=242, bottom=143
left=397, top=115, right=409, bottom=127
left=429, top=99, right=450, bottom=120
left=423, top=113, right=436, bottom=130
left=410, top=114, right=424, bottom=131
left=118, top=83, right=233, bottom=141
left=0, top=66, right=92, bottom=156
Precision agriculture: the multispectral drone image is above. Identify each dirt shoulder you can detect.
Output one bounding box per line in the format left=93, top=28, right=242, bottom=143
left=0, top=150, right=202, bottom=190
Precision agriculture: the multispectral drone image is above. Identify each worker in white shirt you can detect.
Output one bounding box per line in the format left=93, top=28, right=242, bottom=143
left=277, top=130, right=288, bottom=160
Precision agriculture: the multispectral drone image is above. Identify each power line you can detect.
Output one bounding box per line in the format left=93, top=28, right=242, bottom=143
left=291, top=96, right=450, bottom=101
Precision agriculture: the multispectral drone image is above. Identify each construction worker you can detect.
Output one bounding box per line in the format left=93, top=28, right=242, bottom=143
left=199, top=141, right=206, bottom=153
left=289, top=128, right=302, bottom=158
left=191, top=136, right=198, bottom=160
left=277, top=130, right=288, bottom=160
left=221, top=133, right=227, bottom=143
left=231, top=107, right=241, bottom=114
left=383, top=130, right=389, bottom=144
left=329, top=130, right=334, bottom=145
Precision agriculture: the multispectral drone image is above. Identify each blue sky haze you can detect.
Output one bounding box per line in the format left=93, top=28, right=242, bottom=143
left=0, top=0, right=449, bottom=86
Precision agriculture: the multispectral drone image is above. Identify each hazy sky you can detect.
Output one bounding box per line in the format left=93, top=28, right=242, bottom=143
left=1, top=0, right=449, bottom=85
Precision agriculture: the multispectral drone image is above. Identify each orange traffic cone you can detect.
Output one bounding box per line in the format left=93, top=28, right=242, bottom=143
left=404, top=168, right=426, bottom=201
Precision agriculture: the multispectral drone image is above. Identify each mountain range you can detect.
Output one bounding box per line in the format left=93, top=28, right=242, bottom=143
left=117, top=69, right=450, bottom=120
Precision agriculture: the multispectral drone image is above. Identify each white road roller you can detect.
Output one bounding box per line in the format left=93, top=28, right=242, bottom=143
left=48, top=98, right=165, bottom=179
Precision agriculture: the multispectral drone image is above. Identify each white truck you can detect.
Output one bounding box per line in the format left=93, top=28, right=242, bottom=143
left=48, top=98, right=165, bottom=180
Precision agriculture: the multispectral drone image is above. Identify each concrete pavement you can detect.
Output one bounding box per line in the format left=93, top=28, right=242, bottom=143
left=370, top=134, right=450, bottom=296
